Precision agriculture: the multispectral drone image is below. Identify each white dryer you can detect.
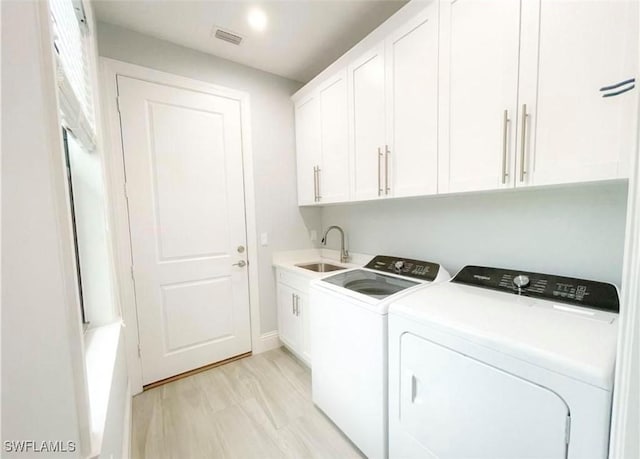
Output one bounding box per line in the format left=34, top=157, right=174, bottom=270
left=388, top=265, right=619, bottom=459
left=310, top=255, right=450, bottom=459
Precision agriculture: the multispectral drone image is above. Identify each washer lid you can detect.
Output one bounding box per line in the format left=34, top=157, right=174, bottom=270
left=389, top=281, right=619, bottom=390
left=322, top=269, right=419, bottom=299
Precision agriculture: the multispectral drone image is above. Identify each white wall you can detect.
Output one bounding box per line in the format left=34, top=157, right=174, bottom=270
left=321, top=182, right=628, bottom=286
left=1, top=0, right=90, bottom=455
left=98, top=332, right=130, bottom=459
left=96, top=22, right=320, bottom=334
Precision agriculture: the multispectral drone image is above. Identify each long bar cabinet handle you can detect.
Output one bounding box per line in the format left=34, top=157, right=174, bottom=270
left=312, top=166, right=318, bottom=202
left=385, top=145, right=391, bottom=195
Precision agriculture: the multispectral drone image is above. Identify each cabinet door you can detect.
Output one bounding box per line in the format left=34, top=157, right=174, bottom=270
left=518, top=0, right=638, bottom=187
left=386, top=2, right=439, bottom=198
left=277, top=283, right=302, bottom=350
left=295, top=95, right=321, bottom=205
left=318, top=71, right=350, bottom=203
left=439, top=0, right=521, bottom=193
left=349, top=42, right=387, bottom=200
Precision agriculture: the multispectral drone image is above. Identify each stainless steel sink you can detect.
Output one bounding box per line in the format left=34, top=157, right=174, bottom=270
left=296, top=262, right=346, bottom=273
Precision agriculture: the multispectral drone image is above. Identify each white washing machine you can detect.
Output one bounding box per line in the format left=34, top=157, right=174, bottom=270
left=388, top=265, right=620, bottom=459
left=310, top=255, right=450, bottom=459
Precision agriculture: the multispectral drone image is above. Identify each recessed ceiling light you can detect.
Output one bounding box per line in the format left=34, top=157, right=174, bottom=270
left=248, top=7, right=268, bottom=32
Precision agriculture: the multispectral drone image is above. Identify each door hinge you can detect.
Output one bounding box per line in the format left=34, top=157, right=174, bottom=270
left=116, top=96, right=121, bottom=113
left=137, top=344, right=142, bottom=358
left=124, top=182, right=128, bottom=200
left=565, top=414, right=571, bottom=445
left=130, top=265, right=135, bottom=280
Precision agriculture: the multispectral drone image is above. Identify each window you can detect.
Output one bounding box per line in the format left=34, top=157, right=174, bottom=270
left=63, top=128, right=117, bottom=327
left=62, top=128, right=88, bottom=325
left=50, top=0, right=117, bottom=328
left=50, top=0, right=96, bottom=150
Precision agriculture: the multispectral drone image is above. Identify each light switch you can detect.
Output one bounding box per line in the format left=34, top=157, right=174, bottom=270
left=260, top=232, right=268, bottom=246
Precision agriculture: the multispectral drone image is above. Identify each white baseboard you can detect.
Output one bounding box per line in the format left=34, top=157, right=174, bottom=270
left=121, top=382, right=132, bottom=459
left=253, top=331, right=281, bottom=354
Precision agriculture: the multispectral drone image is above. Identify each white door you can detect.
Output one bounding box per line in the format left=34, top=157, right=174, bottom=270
left=439, top=0, right=521, bottom=193
left=318, top=70, right=350, bottom=203
left=349, top=42, right=387, bottom=200
left=295, top=95, right=321, bottom=205
left=517, top=0, right=638, bottom=187
left=386, top=1, right=439, bottom=198
left=399, top=333, right=569, bottom=459
left=277, top=283, right=302, bottom=351
left=117, top=76, right=251, bottom=385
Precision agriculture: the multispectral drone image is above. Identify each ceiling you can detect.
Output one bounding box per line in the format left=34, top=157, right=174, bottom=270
left=92, top=1, right=408, bottom=83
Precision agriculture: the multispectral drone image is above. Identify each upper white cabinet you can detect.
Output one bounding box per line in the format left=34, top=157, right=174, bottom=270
left=438, top=0, right=521, bottom=193
left=386, top=2, right=440, bottom=197
left=439, top=0, right=638, bottom=192
left=318, top=71, right=350, bottom=203
left=349, top=43, right=387, bottom=200
left=349, top=2, right=440, bottom=200
left=517, top=0, right=638, bottom=187
left=292, top=0, right=638, bottom=205
left=295, top=95, right=320, bottom=205
left=295, top=71, right=350, bottom=205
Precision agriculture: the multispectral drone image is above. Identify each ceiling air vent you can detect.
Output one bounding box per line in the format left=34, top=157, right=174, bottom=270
left=214, top=28, right=243, bottom=46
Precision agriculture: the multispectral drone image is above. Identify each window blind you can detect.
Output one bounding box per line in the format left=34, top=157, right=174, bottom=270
left=50, top=0, right=96, bottom=150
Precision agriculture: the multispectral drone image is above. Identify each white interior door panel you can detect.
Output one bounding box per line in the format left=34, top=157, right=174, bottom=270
left=117, top=75, right=251, bottom=385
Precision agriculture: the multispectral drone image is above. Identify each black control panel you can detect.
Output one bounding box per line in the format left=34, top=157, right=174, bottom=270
left=364, top=255, right=440, bottom=282
left=452, top=265, right=619, bottom=312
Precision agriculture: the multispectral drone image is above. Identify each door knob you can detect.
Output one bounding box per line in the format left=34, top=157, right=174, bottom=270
left=237, top=245, right=245, bottom=253
left=233, top=260, right=247, bottom=267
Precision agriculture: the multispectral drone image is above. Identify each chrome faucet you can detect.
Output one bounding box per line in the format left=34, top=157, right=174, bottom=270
left=321, top=225, right=350, bottom=263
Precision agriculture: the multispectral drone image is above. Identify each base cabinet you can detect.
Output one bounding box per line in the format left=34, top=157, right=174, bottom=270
left=276, top=269, right=311, bottom=365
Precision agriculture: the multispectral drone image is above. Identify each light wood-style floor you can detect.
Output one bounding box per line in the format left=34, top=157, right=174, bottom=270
left=132, top=347, right=365, bottom=459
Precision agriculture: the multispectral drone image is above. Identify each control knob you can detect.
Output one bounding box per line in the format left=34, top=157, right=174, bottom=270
left=513, top=274, right=530, bottom=292
left=394, top=260, right=405, bottom=273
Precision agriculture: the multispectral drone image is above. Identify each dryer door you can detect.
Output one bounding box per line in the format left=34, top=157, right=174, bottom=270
left=398, top=332, right=569, bottom=459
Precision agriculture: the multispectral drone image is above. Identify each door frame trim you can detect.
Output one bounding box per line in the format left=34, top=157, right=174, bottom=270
left=100, top=58, right=262, bottom=394
left=609, top=47, right=640, bottom=457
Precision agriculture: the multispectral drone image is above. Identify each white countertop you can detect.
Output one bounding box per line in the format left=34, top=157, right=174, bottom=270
left=272, top=248, right=374, bottom=278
